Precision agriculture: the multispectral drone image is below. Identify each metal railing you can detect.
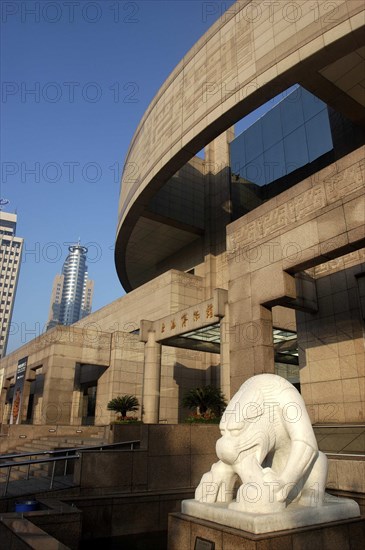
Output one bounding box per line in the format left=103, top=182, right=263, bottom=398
left=0, top=455, right=80, bottom=496
left=0, top=439, right=140, bottom=496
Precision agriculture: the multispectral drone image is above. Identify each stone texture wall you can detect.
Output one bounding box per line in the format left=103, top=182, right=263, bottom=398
left=77, top=424, right=220, bottom=492
left=0, top=270, right=216, bottom=425
left=227, top=146, right=364, bottom=404
left=299, top=252, right=365, bottom=423
left=118, top=0, right=364, bottom=232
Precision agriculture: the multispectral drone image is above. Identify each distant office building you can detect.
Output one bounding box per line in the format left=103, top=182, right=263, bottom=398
left=0, top=211, right=23, bottom=358
left=46, top=244, right=94, bottom=330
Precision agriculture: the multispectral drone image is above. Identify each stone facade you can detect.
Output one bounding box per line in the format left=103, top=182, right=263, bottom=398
left=226, top=146, right=365, bottom=411
left=0, top=1, right=364, bottom=434
left=0, top=271, right=216, bottom=425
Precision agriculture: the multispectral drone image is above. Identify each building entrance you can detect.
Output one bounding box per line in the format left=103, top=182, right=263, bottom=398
left=74, top=363, right=108, bottom=426
left=82, top=384, right=97, bottom=426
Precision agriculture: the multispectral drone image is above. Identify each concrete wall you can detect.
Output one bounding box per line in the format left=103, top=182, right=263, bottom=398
left=76, top=424, right=220, bottom=493
left=226, top=146, right=365, bottom=408
left=116, top=0, right=364, bottom=291
left=299, top=255, right=365, bottom=423
left=0, top=270, right=217, bottom=426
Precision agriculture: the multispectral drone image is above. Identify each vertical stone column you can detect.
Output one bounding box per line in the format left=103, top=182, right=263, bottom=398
left=70, top=389, right=83, bottom=425
left=20, top=380, right=31, bottom=423
left=227, top=225, right=297, bottom=395
left=142, top=329, right=161, bottom=424
left=220, top=302, right=231, bottom=401
left=42, top=355, right=75, bottom=425
left=204, top=129, right=234, bottom=297
left=229, top=302, right=275, bottom=396
left=0, top=387, right=7, bottom=424
left=0, top=374, right=13, bottom=425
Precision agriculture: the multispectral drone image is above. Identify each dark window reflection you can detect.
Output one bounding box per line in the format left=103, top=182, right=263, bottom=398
left=264, top=141, right=286, bottom=182
left=229, top=86, right=337, bottom=219
left=262, top=107, right=282, bottom=150
left=244, top=122, right=263, bottom=164
left=280, top=92, right=305, bottom=135
left=306, top=110, right=332, bottom=162
left=283, top=125, right=308, bottom=170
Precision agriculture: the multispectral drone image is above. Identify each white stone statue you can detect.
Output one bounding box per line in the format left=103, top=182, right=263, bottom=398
left=182, top=374, right=360, bottom=533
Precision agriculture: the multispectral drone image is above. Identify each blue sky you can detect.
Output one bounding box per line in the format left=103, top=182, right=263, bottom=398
left=1, top=1, right=237, bottom=353
left=2, top=0, right=298, bottom=356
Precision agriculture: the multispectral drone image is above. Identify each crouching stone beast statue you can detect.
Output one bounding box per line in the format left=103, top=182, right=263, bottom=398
left=195, top=374, right=327, bottom=513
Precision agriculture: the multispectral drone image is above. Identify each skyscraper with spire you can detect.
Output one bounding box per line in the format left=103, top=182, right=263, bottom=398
left=0, top=208, right=24, bottom=358
left=46, top=243, right=94, bottom=330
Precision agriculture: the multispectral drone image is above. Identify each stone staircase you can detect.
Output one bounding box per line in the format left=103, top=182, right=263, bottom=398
left=0, top=432, right=107, bottom=483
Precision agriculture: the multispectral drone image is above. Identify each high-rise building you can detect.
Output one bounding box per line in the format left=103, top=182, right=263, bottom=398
left=0, top=211, right=23, bottom=358
left=46, top=244, right=94, bottom=330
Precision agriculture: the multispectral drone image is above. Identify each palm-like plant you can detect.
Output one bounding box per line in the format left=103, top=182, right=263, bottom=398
left=182, top=386, right=227, bottom=417
left=107, top=395, right=140, bottom=419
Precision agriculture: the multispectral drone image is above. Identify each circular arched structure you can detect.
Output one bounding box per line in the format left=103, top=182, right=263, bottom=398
left=116, top=0, right=365, bottom=291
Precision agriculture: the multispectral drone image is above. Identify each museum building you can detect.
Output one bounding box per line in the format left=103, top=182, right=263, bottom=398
left=0, top=0, right=364, bottom=435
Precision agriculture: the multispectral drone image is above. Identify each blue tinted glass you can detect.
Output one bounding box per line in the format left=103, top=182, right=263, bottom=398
left=285, top=86, right=303, bottom=105
left=244, top=120, right=263, bottom=163
left=301, top=87, right=327, bottom=119
left=283, top=126, right=309, bottom=173
left=243, top=153, right=266, bottom=186
left=264, top=141, right=286, bottom=184
left=262, top=107, right=283, bottom=150
left=230, top=133, right=245, bottom=176
left=280, top=90, right=304, bottom=135
left=306, top=110, right=333, bottom=162
left=230, top=84, right=334, bottom=191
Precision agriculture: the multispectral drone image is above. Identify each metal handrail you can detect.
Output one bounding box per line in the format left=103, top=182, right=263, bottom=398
left=0, top=439, right=140, bottom=461
left=0, top=439, right=140, bottom=497
left=0, top=455, right=80, bottom=496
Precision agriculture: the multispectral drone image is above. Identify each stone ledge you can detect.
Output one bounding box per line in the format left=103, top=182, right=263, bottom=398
left=168, top=511, right=365, bottom=550
left=182, top=494, right=360, bottom=534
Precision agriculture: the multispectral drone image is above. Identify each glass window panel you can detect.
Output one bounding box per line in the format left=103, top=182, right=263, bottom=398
left=244, top=120, right=263, bottom=163
left=243, top=153, right=266, bottom=186
left=229, top=134, right=245, bottom=176
left=264, top=141, right=286, bottom=183
left=280, top=92, right=304, bottom=136
left=305, top=110, right=333, bottom=162
left=262, top=107, right=283, bottom=150
left=283, top=126, right=309, bottom=173
left=301, top=87, right=327, bottom=120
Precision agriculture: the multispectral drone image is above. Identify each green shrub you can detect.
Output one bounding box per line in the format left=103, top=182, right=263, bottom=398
left=182, top=386, right=227, bottom=417
left=184, top=412, right=221, bottom=424
left=107, top=394, right=140, bottom=421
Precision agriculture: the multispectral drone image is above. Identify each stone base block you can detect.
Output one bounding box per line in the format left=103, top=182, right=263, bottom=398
left=168, top=512, right=365, bottom=550
left=182, top=493, right=360, bottom=534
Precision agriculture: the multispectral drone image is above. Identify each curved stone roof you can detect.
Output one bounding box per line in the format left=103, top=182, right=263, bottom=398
left=116, top=0, right=365, bottom=291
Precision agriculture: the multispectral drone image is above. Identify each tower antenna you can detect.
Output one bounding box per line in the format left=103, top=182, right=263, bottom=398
left=0, top=199, right=10, bottom=211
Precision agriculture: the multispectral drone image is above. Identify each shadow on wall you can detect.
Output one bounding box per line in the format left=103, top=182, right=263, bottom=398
left=297, top=263, right=364, bottom=360
left=129, top=161, right=232, bottom=288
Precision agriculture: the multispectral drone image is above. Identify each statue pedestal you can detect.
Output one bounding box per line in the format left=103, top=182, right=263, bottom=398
left=168, top=511, right=365, bottom=550
left=181, top=493, right=360, bottom=534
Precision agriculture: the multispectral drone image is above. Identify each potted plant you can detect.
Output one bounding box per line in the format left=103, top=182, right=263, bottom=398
left=182, top=385, right=227, bottom=423
left=107, top=394, right=141, bottom=424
